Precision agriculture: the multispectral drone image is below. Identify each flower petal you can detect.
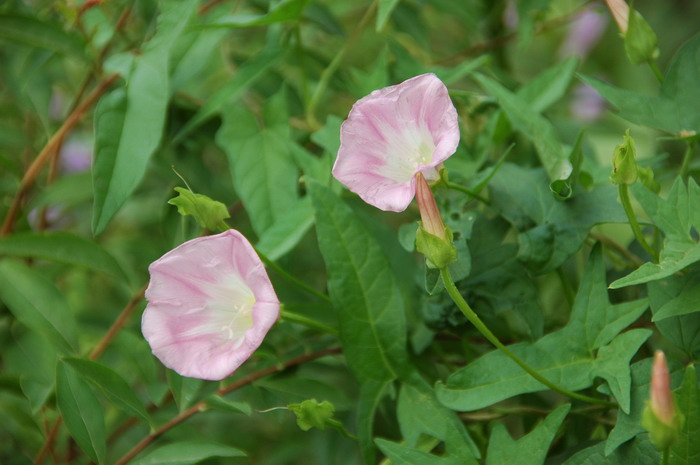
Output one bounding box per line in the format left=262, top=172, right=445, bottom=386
left=142, top=230, right=279, bottom=380
left=333, top=73, right=459, bottom=211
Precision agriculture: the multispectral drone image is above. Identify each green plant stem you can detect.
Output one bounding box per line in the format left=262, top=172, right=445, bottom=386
left=648, top=60, right=664, bottom=83
left=306, top=0, right=378, bottom=130
left=662, top=447, right=670, bottom=465
left=679, top=140, right=696, bottom=180
left=280, top=307, right=338, bottom=335
left=439, top=267, right=615, bottom=407
left=255, top=248, right=332, bottom=303
left=444, top=181, right=490, bottom=205
left=618, top=184, right=658, bottom=261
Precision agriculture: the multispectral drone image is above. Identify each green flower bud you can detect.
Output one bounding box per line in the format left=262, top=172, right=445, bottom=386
left=415, top=173, right=457, bottom=269
left=611, top=129, right=638, bottom=185
left=624, top=8, right=659, bottom=65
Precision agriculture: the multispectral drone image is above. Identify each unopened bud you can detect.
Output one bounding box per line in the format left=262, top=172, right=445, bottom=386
left=604, top=0, right=629, bottom=34
left=415, top=173, right=457, bottom=269
left=611, top=129, right=638, bottom=185
left=624, top=8, right=659, bottom=65
left=642, top=351, right=681, bottom=450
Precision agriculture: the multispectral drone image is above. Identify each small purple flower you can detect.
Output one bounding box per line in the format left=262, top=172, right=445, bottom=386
left=60, top=137, right=93, bottom=174
left=570, top=83, right=607, bottom=122
left=332, top=74, right=460, bottom=212
left=142, top=230, right=280, bottom=380
left=559, top=8, right=608, bottom=59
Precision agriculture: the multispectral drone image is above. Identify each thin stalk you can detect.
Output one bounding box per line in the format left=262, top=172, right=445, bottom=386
left=444, top=181, right=490, bottom=205
left=679, top=140, right=696, bottom=180
left=112, top=348, right=341, bottom=465
left=440, top=267, right=615, bottom=407
left=648, top=60, right=664, bottom=84
left=618, top=184, right=658, bottom=261
left=280, top=307, right=338, bottom=335
left=662, top=447, right=670, bottom=465
left=306, top=1, right=378, bottom=130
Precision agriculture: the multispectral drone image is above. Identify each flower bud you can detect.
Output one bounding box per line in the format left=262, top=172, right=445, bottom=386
left=611, top=129, right=638, bottom=185
left=642, top=351, right=681, bottom=450
left=415, top=173, right=457, bottom=269
left=624, top=8, right=659, bottom=65
left=604, top=0, right=629, bottom=34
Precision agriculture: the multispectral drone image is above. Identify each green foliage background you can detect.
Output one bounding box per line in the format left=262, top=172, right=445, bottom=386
left=0, top=0, right=699, bottom=464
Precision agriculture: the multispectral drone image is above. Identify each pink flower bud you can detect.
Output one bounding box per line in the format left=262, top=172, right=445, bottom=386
left=604, top=0, right=629, bottom=33
left=650, top=350, right=674, bottom=426
left=415, top=172, right=447, bottom=241
left=142, top=230, right=280, bottom=380
left=333, top=73, right=460, bottom=212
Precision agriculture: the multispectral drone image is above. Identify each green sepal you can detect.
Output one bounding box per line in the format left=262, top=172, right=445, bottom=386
left=416, top=224, right=457, bottom=269
left=637, top=166, right=660, bottom=193
left=611, top=129, right=638, bottom=185
left=168, top=187, right=231, bottom=231
left=288, top=399, right=335, bottom=432
left=642, top=401, right=682, bottom=450
left=624, top=8, right=659, bottom=65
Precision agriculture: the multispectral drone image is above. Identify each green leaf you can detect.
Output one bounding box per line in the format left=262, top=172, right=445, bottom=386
left=580, top=34, right=700, bottom=134
left=206, top=0, right=309, bottom=28
left=376, top=0, right=400, bottom=30
left=611, top=179, right=700, bottom=288
left=624, top=8, right=659, bottom=65
left=130, top=441, right=246, bottom=465
left=0, top=260, right=79, bottom=354
left=653, top=270, right=700, bottom=321
left=56, top=362, right=106, bottom=464
left=167, top=371, right=203, bottom=413
left=168, top=187, right=230, bottom=231
left=358, top=380, right=391, bottom=465
left=0, top=13, right=86, bottom=57
left=205, top=395, right=252, bottom=416
left=436, top=247, right=650, bottom=411
left=647, top=272, right=700, bottom=356
left=474, top=74, right=571, bottom=195
left=398, top=374, right=479, bottom=461
left=216, top=105, right=299, bottom=236
left=566, top=435, right=660, bottom=464
left=375, top=439, right=457, bottom=465
left=670, top=364, right=699, bottom=465
left=517, top=56, right=579, bottom=113
left=486, top=404, right=570, bottom=465
left=170, top=18, right=227, bottom=92
left=288, top=399, right=335, bottom=431
left=176, top=46, right=283, bottom=140
left=0, top=232, right=127, bottom=280
left=256, top=197, right=314, bottom=261
left=490, top=163, right=627, bottom=274
left=309, top=181, right=408, bottom=382
left=63, top=358, right=150, bottom=425
left=92, top=0, right=198, bottom=234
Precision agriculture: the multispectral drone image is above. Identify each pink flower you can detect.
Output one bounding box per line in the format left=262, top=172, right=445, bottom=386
left=333, top=73, right=460, bottom=212
left=650, top=350, right=675, bottom=426
left=142, top=230, right=280, bottom=380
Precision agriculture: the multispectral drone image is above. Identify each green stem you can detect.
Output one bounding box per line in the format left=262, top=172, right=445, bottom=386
left=679, top=140, right=696, bottom=180
left=255, top=248, right=333, bottom=303
left=444, top=181, right=490, bottom=205
left=661, top=447, right=670, bottom=465
left=439, top=267, right=615, bottom=407
left=280, top=307, right=338, bottom=335
left=648, top=60, right=664, bottom=84
left=618, top=184, right=658, bottom=262
left=306, top=0, right=378, bottom=130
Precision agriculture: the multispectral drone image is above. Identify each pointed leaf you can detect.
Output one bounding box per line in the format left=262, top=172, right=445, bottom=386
left=56, top=362, right=106, bottom=464
left=130, top=441, right=245, bottom=465
left=309, top=181, right=408, bottom=382
left=670, top=365, right=699, bottom=465
left=256, top=197, right=314, bottom=261
left=0, top=260, right=78, bottom=354
left=63, top=358, right=150, bottom=425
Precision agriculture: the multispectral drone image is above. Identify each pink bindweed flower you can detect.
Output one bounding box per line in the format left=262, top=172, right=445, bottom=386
left=333, top=73, right=460, bottom=212
left=142, top=230, right=280, bottom=380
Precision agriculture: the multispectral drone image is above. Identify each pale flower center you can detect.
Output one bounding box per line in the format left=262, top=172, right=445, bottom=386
left=378, top=122, right=436, bottom=183
left=181, top=273, right=256, bottom=348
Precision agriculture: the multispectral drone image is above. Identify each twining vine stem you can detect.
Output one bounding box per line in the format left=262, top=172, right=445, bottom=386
left=111, top=347, right=342, bottom=465
left=618, top=184, right=658, bottom=262
left=439, top=267, right=616, bottom=407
